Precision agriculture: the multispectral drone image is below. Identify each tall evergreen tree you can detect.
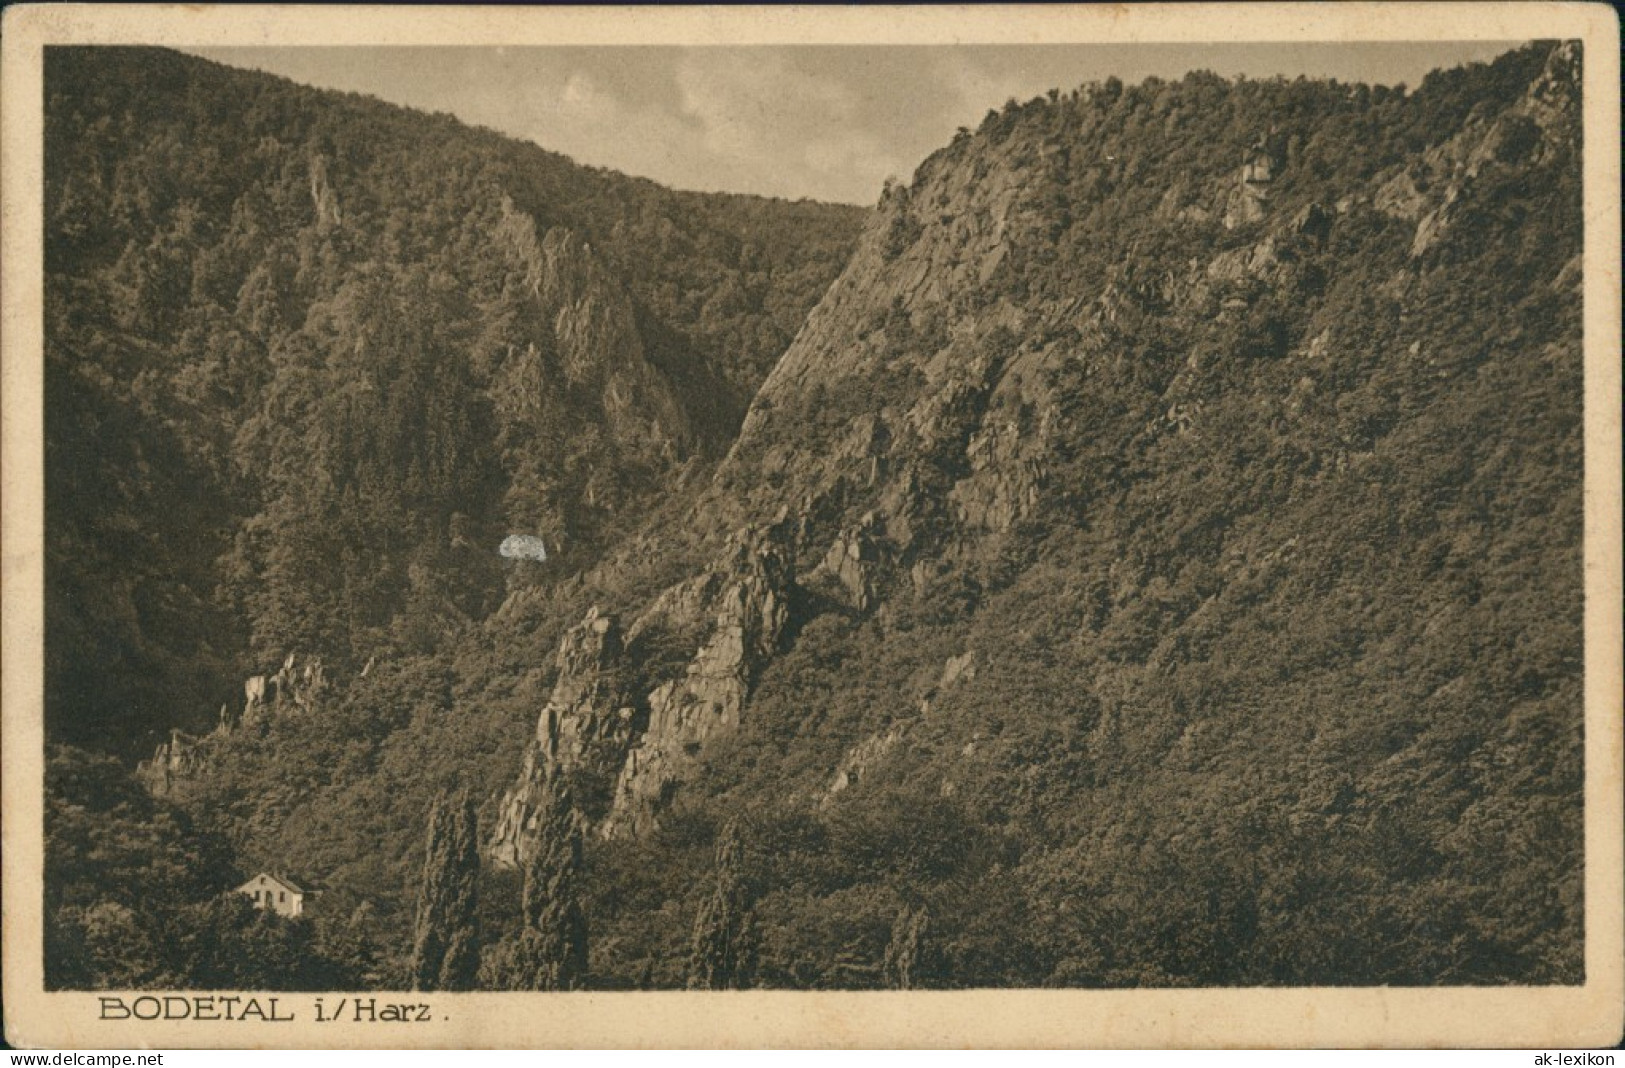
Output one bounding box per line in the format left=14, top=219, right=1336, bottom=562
left=409, top=789, right=480, bottom=991
left=498, top=774, right=588, bottom=990
left=686, top=818, right=756, bottom=990
left=882, top=903, right=932, bottom=990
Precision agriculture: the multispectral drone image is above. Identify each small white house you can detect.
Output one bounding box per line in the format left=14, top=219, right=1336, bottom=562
left=237, top=872, right=314, bottom=918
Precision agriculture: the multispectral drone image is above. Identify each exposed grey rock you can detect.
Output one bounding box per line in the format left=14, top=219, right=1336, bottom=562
left=950, top=412, right=1047, bottom=533
left=308, top=154, right=342, bottom=229
left=492, top=199, right=692, bottom=464
left=820, top=725, right=905, bottom=806
left=489, top=606, right=628, bottom=867
left=1373, top=44, right=1578, bottom=261
left=940, top=651, right=977, bottom=689
left=815, top=511, right=885, bottom=611
left=136, top=653, right=328, bottom=797
left=1221, top=139, right=1278, bottom=230
left=604, top=522, right=796, bottom=837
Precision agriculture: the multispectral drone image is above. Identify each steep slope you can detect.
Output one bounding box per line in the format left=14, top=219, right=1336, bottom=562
left=43, top=47, right=863, bottom=756
left=493, top=42, right=1583, bottom=987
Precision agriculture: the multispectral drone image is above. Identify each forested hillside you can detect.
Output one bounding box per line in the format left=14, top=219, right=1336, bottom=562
left=45, top=43, right=1585, bottom=991
left=44, top=46, right=862, bottom=756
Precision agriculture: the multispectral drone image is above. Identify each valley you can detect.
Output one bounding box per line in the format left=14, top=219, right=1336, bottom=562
left=44, top=41, right=1585, bottom=991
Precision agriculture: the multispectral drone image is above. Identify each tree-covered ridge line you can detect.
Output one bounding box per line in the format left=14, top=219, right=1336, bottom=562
left=45, top=41, right=1583, bottom=991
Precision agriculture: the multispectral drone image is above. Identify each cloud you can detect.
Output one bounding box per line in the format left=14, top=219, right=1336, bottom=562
left=667, top=50, right=905, bottom=203
left=560, top=72, right=597, bottom=108
left=940, top=56, right=1050, bottom=127
left=512, top=67, right=704, bottom=190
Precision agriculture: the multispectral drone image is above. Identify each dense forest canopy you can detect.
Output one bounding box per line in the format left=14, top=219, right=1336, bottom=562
left=44, top=42, right=1584, bottom=991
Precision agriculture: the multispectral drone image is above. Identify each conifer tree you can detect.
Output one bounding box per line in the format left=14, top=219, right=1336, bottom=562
left=409, top=789, right=481, bottom=991
left=883, top=903, right=932, bottom=990
left=500, top=774, right=588, bottom=990
left=686, top=818, right=756, bottom=989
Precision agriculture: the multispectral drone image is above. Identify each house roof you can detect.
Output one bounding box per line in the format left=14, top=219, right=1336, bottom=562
left=237, top=871, right=306, bottom=894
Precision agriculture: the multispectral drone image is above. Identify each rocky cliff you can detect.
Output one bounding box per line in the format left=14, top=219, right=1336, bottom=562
left=488, top=607, right=631, bottom=866
left=492, top=201, right=694, bottom=466
left=493, top=518, right=798, bottom=853
left=136, top=652, right=329, bottom=797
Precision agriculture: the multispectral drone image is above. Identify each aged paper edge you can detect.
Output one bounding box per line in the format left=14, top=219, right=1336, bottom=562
left=2, top=2, right=1620, bottom=1050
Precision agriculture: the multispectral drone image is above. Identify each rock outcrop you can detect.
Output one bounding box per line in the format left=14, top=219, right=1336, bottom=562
left=604, top=521, right=796, bottom=836
left=814, top=511, right=885, bottom=611
left=248, top=652, right=328, bottom=722
left=1373, top=41, right=1579, bottom=259
left=494, top=197, right=694, bottom=466
left=137, top=652, right=329, bottom=797
left=949, top=412, right=1048, bottom=534
left=309, top=154, right=342, bottom=229
left=490, top=519, right=798, bottom=851
left=136, top=727, right=217, bottom=796
left=489, top=607, right=631, bottom=867
left=1222, top=139, right=1277, bottom=229
left=820, top=725, right=906, bottom=806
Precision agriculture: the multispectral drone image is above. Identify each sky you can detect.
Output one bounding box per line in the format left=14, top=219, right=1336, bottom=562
left=187, top=42, right=1521, bottom=206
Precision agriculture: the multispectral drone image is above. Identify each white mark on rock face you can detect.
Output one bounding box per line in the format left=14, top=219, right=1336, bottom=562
left=499, top=534, right=549, bottom=562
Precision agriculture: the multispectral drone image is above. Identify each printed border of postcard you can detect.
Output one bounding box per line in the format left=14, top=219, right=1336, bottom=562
left=3, top=2, right=1620, bottom=1049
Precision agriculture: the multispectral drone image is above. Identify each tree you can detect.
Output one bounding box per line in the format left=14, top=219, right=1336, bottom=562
left=497, top=774, right=589, bottom=990
left=687, top=818, right=757, bottom=990
left=882, top=903, right=933, bottom=990
left=409, top=790, right=481, bottom=991
left=44, top=745, right=241, bottom=989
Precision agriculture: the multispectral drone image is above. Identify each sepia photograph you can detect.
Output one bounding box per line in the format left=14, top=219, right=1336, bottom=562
left=2, top=3, right=1620, bottom=1050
